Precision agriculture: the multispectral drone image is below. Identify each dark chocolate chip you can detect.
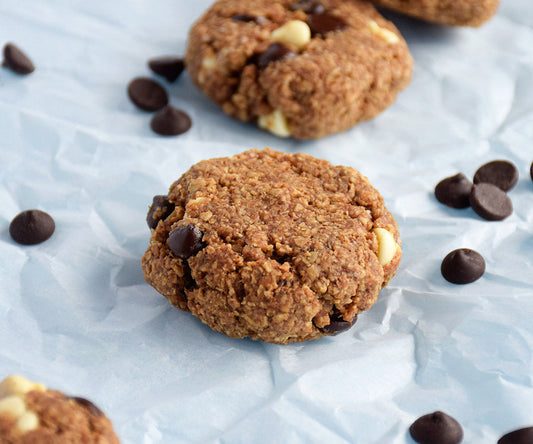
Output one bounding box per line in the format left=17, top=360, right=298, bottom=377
left=323, top=313, right=357, bottom=335
left=409, top=411, right=463, bottom=444
left=255, top=43, right=295, bottom=69
left=435, top=173, right=473, bottom=209
left=69, top=397, right=103, bottom=417
left=2, top=43, right=35, bottom=75
left=530, top=161, right=533, bottom=182
left=469, top=183, right=513, bottom=221
left=473, top=160, right=519, bottom=192
left=150, top=105, right=192, bottom=136
left=127, top=77, right=168, bottom=112
left=168, top=225, right=205, bottom=259
left=232, top=14, right=257, bottom=22
left=290, top=1, right=325, bottom=14
left=9, top=210, right=55, bottom=245
left=306, top=12, right=348, bottom=36
left=148, top=57, right=185, bottom=83
left=498, top=426, right=533, bottom=444
left=147, top=195, right=175, bottom=230
left=441, top=248, right=485, bottom=285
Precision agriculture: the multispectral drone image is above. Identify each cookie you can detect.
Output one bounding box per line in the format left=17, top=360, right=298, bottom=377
left=185, top=0, right=412, bottom=139
left=369, top=0, right=500, bottom=27
left=142, top=148, right=401, bottom=344
left=0, top=375, right=119, bottom=443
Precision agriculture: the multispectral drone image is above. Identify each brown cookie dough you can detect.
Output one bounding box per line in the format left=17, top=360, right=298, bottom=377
left=142, top=148, right=401, bottom=344
left=369, top=0, right=500, bottom=27
left=0, top=375, right=120, bottom=443
left=185, top=0, right=413, bottom=139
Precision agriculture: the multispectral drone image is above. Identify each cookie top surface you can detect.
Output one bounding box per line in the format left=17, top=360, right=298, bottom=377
left=0, top=375, right=119, bottom=444
left=142, top=148, right=401, bottom=343
left=370, top=0, right=500, bottom=26
left=185, top=0, right=413, bottom=139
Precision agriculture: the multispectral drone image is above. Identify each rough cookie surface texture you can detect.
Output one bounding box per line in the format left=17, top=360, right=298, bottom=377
left=0, top=375, right=119, bottom=444
left=142, top=149, right=401, bottom=344
left=369, top=0, right=500, bottom=26
left=185, top=0, right=413, bottom=139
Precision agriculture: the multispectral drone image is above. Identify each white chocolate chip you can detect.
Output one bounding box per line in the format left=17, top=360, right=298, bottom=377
left=258, top=110, right=291, bottom=137
left=201, top=55, right=217, bottom=70
left=373, top=228, right=399, bottom=266
left=16, top=411, right=39, bottom=433
left=0, top=395, right=26, bottom=417
left=0, top=375, right=44, bottom=398
left=368, top=20, right=399, bottom=44
left=271, top=20, right=311, bottom=50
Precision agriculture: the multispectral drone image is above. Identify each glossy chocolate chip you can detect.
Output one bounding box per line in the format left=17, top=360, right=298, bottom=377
left=470, top=183, right=513, bottom=221
left=150, top=105, right=192, bottom=136
left=2, top=43, right=35, bottom=75
left=323, top=313, right=357, bottom=335
left=147, top=195, right=175, bottom=229
left=127, top=77, right=168, bottom=111
left=409, top=411, right=463, bottom=444
left=168, top=225, right=205, bottom=259
left=530, top=161, right=533, bottom=182
left=473, top=160, right=519, bottom=192
left=9, top=210, right=55, bottom=245
left=290, top=0, right=325, bottom=14
left=441, top=248, right=485, bottom=285
left=148, top=57, right=185, bottom=83
left=232, top=14, right=257, bottom=22
left=435, top=173, right=473, bottom=209
left=498, top=426, right=533, bottom=444
left=306, top=12, right=347, bottom=36
left=69, top=397, right=103, bottom=417
left=255, top=43, right=295, bottom=69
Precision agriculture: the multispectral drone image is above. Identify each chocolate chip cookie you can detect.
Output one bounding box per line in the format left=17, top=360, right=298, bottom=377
left=0, top=375, right=120, bottom=443
left=369, top=0, right=500, bottom=27
left=185, top=0, right=413, bottom=139
left=142, top=148, right=401, bottom=344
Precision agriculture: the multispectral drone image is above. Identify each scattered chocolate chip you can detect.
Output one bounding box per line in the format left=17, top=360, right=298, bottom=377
left=69, top=397, right=103, bottom=417
left=530, top=161, right=533, bottom=182
left=232, top=14, right=257, bottom=22
left=498, top=426, right=533, bottom=444
left=2, top=43, right=35, bottom=75
left=255, top=43, right=295, bottom=69
left=9, top=210, right=55, bottom=245
left=409, top=411, right=463, bottom=444
left=470, top=183, right=513, bottom=221
left=323, top=312, right=357, bottom=335
left=148, top=57, right=185, bottom=83
left=150, top=105, right=192, bottom=136
left=441, top=248, right=485, bottom=284
left=290, top=0, right=325, bottom=14
left=147, top=195, right=175, bottom=229
left=127, top=77, right=168, bottom=112
left=168, top=225, right=205, bottom=259
left=473, top=160, right=519, bottom=192
left=435, top=173, right=473, bottom=209
left=306, top=12, right=348, bottom=36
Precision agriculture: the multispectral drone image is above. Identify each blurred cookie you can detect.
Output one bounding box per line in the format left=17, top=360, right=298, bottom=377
left=0, top=375, right=119, bottom=443
left=369, top=0, right=500, bottom=27
left=142, top=148, right=401, bottom=344
left=185, top=0, right=412, bottom=139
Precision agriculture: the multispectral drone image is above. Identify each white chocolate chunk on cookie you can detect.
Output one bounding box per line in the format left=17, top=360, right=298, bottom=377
left=0, top=395, right=26, bottom=417
left=373, top=228, right=399, bottom=265
left=258, top=109, right=291, bottom=137
left=0, top=375, right=45, bottom=398
left=0, top=375, right=44, bottom=433
left=16, top=411, right=39, bottom=432
left=368, top=20, right=399, bottom=44
left=271, top=20, right=311, bottom=49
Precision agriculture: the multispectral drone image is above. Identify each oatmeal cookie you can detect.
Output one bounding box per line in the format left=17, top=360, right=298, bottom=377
left=185, top=0, right=413, bottom=139
left=142, top=149, right=401, bottom=344
left=0, top=375, right=120, bottom=443
left=369, top=0, right=500, bottom=27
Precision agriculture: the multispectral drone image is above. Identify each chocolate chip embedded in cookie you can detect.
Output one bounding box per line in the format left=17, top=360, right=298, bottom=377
left=141, top=148, right=402, bottom=344
left=185, top=0, right=412, bottom=139
left=368, top=0, right=500, bottom=27
left=0, top=375, right=119, bottom=443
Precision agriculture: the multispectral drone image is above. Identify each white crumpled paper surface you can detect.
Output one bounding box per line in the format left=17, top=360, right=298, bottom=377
left=1, top=1, right=532, bottom=442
